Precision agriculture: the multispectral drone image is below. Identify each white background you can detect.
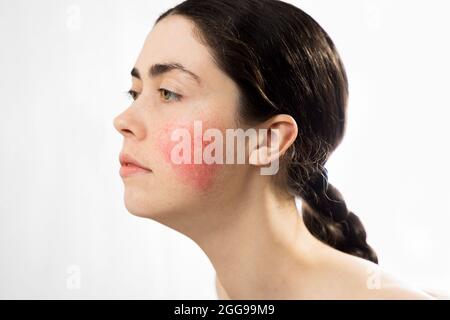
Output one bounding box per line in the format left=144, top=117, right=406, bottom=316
left=0, top=0, right=449, bottom=299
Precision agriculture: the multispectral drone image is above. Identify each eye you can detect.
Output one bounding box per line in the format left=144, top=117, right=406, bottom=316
left=127, top=89, right=139, bottom=101
left=159, top=88, right=182, bottom=102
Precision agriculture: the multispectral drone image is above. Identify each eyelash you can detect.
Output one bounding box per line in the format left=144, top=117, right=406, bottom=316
left=126, top=89, right=182, bottom=103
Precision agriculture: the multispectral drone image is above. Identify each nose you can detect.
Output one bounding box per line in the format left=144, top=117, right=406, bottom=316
left=114, top=113, right=132, bottom=138
left=113, top=107, right=146, bottom=140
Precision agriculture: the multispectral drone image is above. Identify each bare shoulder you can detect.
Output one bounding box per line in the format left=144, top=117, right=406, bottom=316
left=214, top=251, right=443, bottom=300
left=330, top=253, right=436, bottom=300
left=372, top=285, right=436, bottom=300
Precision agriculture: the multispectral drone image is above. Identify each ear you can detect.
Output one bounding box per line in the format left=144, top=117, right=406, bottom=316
left=249, top=114, right=298, bottom=166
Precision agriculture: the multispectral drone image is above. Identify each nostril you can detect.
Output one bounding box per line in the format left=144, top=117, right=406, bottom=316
left=121, top=128, right=133, bottom=136
left=114, top=112, right=142, bottom=139
left=113, top=115, right=132, bottom=135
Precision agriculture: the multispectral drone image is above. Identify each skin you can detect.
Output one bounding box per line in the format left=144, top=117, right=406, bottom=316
left=114, top=15, right=435, bottom=300
left=157, top=120, right=223, bottom=191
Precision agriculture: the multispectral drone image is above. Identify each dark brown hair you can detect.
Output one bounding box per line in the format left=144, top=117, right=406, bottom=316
left=156, top=0, right=378, bottom=264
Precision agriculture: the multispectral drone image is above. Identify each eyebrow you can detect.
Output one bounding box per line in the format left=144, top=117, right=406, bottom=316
left=131, top=63, right=201, bottom=84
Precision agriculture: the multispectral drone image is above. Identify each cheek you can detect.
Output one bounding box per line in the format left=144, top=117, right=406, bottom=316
left=157, top=120, right=223, bottom=192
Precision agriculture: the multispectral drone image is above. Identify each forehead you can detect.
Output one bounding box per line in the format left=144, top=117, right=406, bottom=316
left=134, top=15, right=214, bottom=81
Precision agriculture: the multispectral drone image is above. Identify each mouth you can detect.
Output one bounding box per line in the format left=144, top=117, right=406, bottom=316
left=119, top=153, right=152, bottom=178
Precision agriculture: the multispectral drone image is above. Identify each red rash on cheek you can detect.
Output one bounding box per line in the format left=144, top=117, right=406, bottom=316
left=158, top=121, right=223, bottom=192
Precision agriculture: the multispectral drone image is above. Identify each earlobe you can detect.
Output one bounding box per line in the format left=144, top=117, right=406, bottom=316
left=248, top=128, right=282, bottom=166
left=249, top=145, right=271, bottom=165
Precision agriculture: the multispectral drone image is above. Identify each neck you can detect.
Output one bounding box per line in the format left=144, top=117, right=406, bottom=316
left=178, top=181, right=328, bottom=299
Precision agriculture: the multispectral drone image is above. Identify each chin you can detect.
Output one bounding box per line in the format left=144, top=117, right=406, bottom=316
left=122, top=188, right=178, bottom=224
left=124, top=202, right=152, bottom=219
left=122, top=187, right=156, bottom=218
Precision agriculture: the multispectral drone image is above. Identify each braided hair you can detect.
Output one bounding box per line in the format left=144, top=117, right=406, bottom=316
left=293, top=167, right=378, bottom=263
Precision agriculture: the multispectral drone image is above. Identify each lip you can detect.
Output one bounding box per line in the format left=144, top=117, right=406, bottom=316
left=119, top=153, right=152, bottom=178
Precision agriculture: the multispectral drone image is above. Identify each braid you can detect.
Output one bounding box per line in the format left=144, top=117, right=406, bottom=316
left=298, top=167, right=379, bottom=264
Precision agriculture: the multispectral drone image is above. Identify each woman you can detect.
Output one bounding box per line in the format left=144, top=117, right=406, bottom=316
left=114, top=0, right=434, bottom=299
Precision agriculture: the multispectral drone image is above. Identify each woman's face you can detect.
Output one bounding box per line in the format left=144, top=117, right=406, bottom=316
left=114, top=15, right=250, bottom=224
